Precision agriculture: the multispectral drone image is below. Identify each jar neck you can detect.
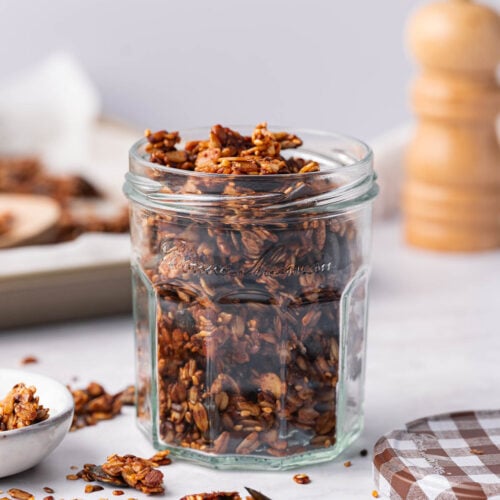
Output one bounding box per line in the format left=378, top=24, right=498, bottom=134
left=125, top=129, right=378, bottom=220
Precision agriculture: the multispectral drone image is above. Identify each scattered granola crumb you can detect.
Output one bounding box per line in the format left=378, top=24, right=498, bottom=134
left=70, top=465, right=79, bottom=470
left=20, top=356, right=38, bottom=365
left=43, top=496, right=54, bottom=500
left=112, top=491, right=124, bottom=496
left=148, top=449, right=171, bottom=466
left=360, top=449, right=368, bottom=457
left=42, top=487, right=54, bottom=494
left=7, top=489, right=35, bottom=500
left=293, top=473, right=311, bottom=485
left=470, top=448, right=484, bottom=455
left=85, top=484, right=104, bottom=493
left=372, top=490, right=380, bottom=498
left=69, top=382, right=135, bottom=431
left=344, top=460, right=352, bottom=467
left=66, top=474, right=80, bottom=480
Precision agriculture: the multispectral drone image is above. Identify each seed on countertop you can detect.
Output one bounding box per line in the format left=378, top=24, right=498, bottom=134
left=244, top=487, right=272, bottom=500
left=85, top=484, right=104, bottom=493
left=42, top=487, right=55, bottom=494
left=360, top=449, right=368, bottom=457
left=112, top=491, right=125, bottom=496
left=20, top=356, right=38, bottom=365
left=344, top=460, right=352, bottom=467
left=7, top=489, right=35, bottom=500
left=43, top=496, right=54, bottom=500
left=372, top=490, right=380, bottom=498
left=293, top=473, right=311, bottom=485
left=66, top=474, right=80, bottom=480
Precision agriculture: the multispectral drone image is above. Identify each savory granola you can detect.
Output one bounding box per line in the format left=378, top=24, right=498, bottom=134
left=132, top=123, right=363, bottom=460
left=0, top=383, right=49, bottom=431
left=73, top=451, right=169, bottom=495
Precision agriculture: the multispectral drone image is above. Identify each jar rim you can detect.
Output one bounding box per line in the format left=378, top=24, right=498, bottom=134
left=126, top=126, right=378, bottom=217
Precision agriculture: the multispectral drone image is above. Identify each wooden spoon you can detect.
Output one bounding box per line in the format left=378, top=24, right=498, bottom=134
left=0, top=194, right=61, bottom=249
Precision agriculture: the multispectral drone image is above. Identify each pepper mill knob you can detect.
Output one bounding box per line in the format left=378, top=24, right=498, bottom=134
left=403, top=0, right=500, bottom=251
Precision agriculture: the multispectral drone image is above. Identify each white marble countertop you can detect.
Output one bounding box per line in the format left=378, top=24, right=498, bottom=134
left=1, top=219, right=499, bottom=500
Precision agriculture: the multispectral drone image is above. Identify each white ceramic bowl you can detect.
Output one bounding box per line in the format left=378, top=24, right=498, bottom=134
left=0, top=369, right=74, bottom=478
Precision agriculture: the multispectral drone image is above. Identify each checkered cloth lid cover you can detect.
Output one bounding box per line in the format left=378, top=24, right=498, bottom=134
left=373, top=410, right=500, bottom=499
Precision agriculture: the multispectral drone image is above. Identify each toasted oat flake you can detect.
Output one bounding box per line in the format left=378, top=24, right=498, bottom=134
left=344, top=460, right=352, bottom=467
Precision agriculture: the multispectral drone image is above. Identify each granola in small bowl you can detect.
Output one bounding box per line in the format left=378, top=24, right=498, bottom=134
left=0, top=369, right=74, bottom=478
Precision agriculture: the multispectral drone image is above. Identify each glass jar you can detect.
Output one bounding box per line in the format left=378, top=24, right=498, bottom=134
left=124, top=127, right=378, bottom=470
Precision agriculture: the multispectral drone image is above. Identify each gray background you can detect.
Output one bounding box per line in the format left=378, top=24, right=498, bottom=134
left=1, top=0, right=498, bottom=140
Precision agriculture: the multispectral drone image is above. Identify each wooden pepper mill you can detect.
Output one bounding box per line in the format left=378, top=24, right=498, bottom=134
left=403, top=0, right=500, bottom=251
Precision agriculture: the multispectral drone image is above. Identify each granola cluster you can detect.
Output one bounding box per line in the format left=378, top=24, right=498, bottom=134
left=73, top=451, right=169, bottom=495
left=132, top=124, right=363, bottom=460
left=69, top=382, right=134, bottom=431
left=145, top=122, right=319, bottom=175
left=0, top=383, right=49, bottom=431
left=0, top=156, right=99, bottom=201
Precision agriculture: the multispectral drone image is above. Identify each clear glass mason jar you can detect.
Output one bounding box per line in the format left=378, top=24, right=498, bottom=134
left=124, top=127, right=378, bottom=470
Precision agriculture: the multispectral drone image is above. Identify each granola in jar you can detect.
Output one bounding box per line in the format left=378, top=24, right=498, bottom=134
left=125, top=124, right=377, bottom=469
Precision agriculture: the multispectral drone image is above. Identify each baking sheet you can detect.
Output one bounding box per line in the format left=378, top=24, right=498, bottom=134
left=0, top=119, right=137, bottom=329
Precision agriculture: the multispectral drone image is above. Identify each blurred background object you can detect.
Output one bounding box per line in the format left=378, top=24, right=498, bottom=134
left=0, top=0, right=416, bottom=139
left=403, top=0, right=500, bottom=251
left=0, top=0, right=498, bottom=327
left=0, top=53, right=136, bottom=327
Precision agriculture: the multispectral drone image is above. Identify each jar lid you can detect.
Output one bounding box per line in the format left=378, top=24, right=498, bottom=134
left=373, top=410, right=500, bottom=499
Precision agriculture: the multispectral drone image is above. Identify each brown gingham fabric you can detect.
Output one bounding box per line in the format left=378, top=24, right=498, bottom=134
left=373, top=410, right=500, bottom=499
